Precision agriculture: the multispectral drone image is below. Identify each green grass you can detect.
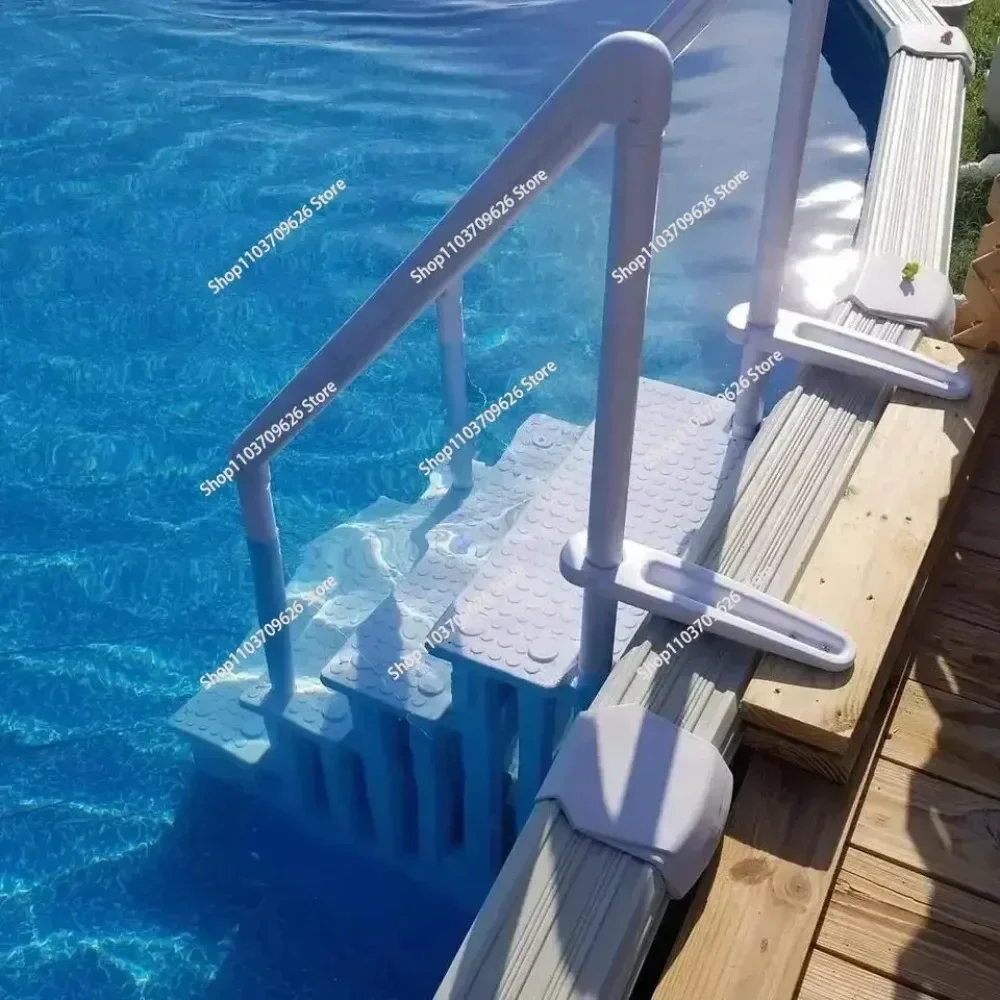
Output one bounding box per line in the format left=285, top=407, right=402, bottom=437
left=951, top=0, right=1000, bottom=289
left=960, top=1, right=1000, bottom=161
left=951, top=173, right=993, bottom=288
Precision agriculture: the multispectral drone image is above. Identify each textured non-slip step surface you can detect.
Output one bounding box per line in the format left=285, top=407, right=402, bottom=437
left=172, top=414, right=580, bottom=757
left=187, top=413, right=580, bottom=752
left=433, top=378, right=748, bottom=690
left=171, top=680, right=272, bottom=766
left=171, top=498, right=447, bottom=760
left=317, top=414, right=586, bottom=722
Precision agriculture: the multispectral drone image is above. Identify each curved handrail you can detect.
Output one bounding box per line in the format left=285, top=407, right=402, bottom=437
left=233, top=29, right=676, bottom=701
left=229, top=0, right=722, bottom=466
left=232, top=33, right=670, bottom=465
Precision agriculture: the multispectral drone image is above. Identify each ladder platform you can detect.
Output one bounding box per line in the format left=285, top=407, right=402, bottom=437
left=171, top=680, right=271, bottom=766
left=433, top=378, right=749, bottom=689
left=315, top=413, right=583, bottom=722
left=172, top=413, right=583, bottom=760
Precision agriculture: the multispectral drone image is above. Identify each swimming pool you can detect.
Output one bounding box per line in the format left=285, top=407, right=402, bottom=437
left=0, top=0, right=880, bottom=997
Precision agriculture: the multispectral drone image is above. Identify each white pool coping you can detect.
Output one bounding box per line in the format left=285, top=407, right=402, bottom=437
left=433, top=0, right=964, bottom=995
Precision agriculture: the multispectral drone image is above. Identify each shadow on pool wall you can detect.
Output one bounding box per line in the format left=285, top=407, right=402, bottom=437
left=823, top=0, right=889, bottom=152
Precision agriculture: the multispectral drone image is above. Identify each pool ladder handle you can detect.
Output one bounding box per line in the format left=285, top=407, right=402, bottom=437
left=560, top=533, right=856, bottom=672
left=726, top=302, right=971, bottom=401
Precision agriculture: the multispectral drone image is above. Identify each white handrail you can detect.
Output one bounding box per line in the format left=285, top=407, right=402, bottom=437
left=729, top=0, right=832, bottom=437
left=236, top=30, right=676, bottom=700
left=436, top=284, right=474, bottom=490
left=230, top=0, right=726, bottom=465
left=232, top=35, right=674, bottom=465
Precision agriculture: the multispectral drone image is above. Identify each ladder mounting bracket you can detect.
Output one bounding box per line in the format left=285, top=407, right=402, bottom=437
left=726, top=300, right=970, bottom=401
left=560, top=533, right=856, bottom=672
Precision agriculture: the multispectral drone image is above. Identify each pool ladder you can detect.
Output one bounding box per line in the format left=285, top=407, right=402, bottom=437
left=205, top=0, right=972, bottom=894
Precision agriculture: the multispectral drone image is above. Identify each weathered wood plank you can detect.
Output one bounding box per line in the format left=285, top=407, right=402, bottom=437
left=741, top=723, right=857, bottom=782
left=955, top=487, right=1000, bottom=559
left=740, top=341, right=1000, bottom=769
left=910, top=611, right=1000, bottom=710
left=931, top=547, right=1000, bottom=634
left=651, top=648, right=908, bottom=1000
left=798, top=949, right=936, bottom=1000
left=974, top=435, right=1000, bottom=494
left=651, top=758, right=843, bottom=1000
left=852, top=758, right=1000, bottom=904
left=882, top=679, right=1000, bottom=799
left=818, top=847, right=1000, bottom=1000
left=748, top=653, right=1000, bottom=785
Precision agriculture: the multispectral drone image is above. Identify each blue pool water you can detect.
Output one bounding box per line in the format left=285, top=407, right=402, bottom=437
left=0, top=0, right=881, bottom=997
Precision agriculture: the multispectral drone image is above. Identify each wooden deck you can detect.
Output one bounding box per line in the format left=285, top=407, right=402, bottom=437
left=739, top=340, right=1000, bottom=781
left=650, top=414, right=1000, bottom=1000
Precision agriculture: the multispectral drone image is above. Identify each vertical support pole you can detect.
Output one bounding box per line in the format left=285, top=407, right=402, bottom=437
left=578, top=117, right=667, bottom=684
left=319, top=743, right=359, bottom=841
left=515, top=690, right=556, bottom=831
left=354, top=702, right=409, bottom=855
left=236, top=460, right=294, bottom=702
left=410, top=723, right=455, bottom=864
left=436, top=282, right=474, bottom=491
left=730, top=0, right=832, bottom=439
left=456, top=669, right=506, bottom=878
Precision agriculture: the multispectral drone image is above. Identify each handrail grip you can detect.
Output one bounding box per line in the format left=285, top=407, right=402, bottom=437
left=229, top=0, right=722, bottom=467
left=235, top=31, right=676, bottom=702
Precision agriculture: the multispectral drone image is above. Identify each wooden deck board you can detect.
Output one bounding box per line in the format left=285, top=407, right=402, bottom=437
left=807, top=508, right=1000, bottom=1000
left=882, top=679, right=1000, bottom=799
left=817, top=847, right=1000, bottom=1000
left=652, top=390, right=1000, bottom=1000
left=931, top=547, right=1000, bottom=633
left=975, top=435, right=1000, bottom=494
left=740, top=341, right=1000, bottom=780
left=650, top=644, right=908, bottom=1000
left=852, top=758, right=1000, bottom=904
left=798, top=949, right=937, bottom=1000
left=955, top=487, right=1000, bottom=558
left=649, top=757, right=852, bottom=1000
left=909, top=610, right=1000, bottom=709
